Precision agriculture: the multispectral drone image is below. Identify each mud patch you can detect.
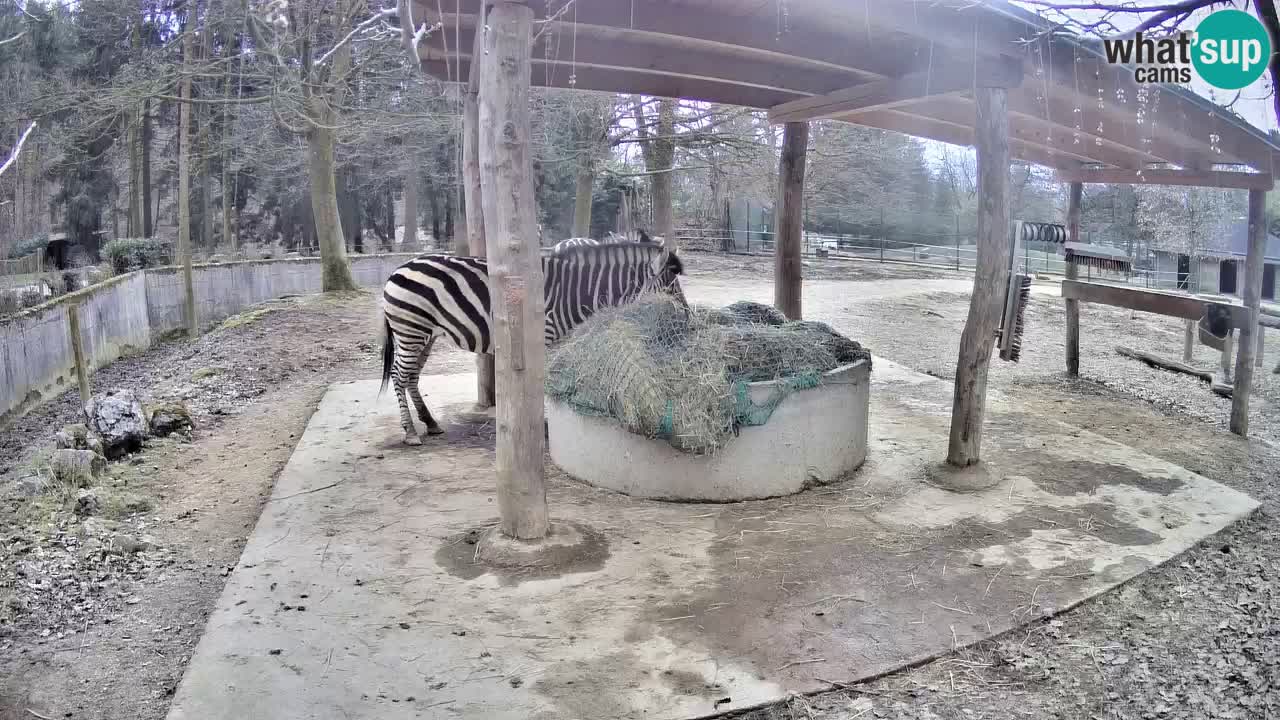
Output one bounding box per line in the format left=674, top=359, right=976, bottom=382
left=434, top=520, right=609, bottom=586
left=1026, top=460, right=1183, bottom=497
left=949, top=503, right=1162, bottom=549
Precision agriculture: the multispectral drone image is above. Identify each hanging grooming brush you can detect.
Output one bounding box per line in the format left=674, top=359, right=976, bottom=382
left=996, top=221, right=1033, bottom=363
left=1063, top=241, right=1133, bottom=274
left=998, top=272, right=1032, bottom=362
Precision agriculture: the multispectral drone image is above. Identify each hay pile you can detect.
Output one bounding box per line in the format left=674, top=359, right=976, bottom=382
left=545, top=295, right=871, bottom=454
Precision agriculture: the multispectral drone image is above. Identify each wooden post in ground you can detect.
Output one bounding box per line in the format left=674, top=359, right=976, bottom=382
left=67, top=305, right=91, bottom=406
left=1230, top=188, right=1268, bottom=436
left=773, top=121, right=808, bottom=320
left=947, top=87, right=1010, bottom=467
left=1065, top=181, right=1082, bottom=376
left=1256, top=327, right=1265, bottom=368
left=463, top=4, right=496, bottom=410
left=178, top=24, right=197, bottom=338
left=1183, top=319, right=1195, bottom=363
left=478, top=1, right=548, bottom=540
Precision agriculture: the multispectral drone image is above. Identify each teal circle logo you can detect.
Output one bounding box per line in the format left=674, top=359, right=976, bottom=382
left=1192, top=9, right=1272, bottom=90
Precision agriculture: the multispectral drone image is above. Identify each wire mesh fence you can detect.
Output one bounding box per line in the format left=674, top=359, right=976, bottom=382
left=672, top=226, right=1170, bottom=287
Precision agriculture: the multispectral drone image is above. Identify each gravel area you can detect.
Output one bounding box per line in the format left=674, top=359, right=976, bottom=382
left=1, top=252, right=1276, bottom=720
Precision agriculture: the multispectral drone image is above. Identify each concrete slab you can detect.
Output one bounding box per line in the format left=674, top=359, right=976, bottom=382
left=166, top=360, right=1258, bottom=720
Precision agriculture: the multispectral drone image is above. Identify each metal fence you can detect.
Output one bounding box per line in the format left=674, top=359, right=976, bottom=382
left=0, top=247, right=45, bottom=292
left=673, top=227, right=1151, bottom=285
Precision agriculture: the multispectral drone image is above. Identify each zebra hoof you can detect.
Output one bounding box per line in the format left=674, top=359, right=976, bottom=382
left=426, top=425, right=446, bottom=436
left=403, top=434, right=424, bottom=446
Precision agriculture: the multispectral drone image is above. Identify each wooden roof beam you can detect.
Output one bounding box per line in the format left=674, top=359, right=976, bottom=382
left=843, top=109, right=1083, bottom=171
left=421, top=58, right=810, bottom=109
left=414, top=1, right=908, bottom=81
left=1054, top=168, right=1275, bottom=191
left=768, top=57, right=1022, bottom=124
left=874, top=96, right=1150, bottom=169
left=423, top=27, right=864, bottom=99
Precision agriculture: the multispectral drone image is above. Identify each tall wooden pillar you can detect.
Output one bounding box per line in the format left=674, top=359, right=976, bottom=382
left=1064, top=181, right=1083, bottom=375
left=774, top=121, right=808, bottom=320
left=478, top=0, right=548, bottom=540
left=464, top=5, right=496, bottom=409
left=947, top=87, right=1010, bottom=467
left=1230, top=188, right=1268, bottom=436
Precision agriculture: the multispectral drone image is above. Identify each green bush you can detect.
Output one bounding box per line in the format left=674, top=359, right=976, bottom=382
left=102, top=238, right=172, bottom=274
left=7, top=234, right=49, bottom=260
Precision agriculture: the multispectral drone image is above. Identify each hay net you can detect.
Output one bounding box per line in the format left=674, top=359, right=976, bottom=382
left=545, top=295, right=871, bottom=455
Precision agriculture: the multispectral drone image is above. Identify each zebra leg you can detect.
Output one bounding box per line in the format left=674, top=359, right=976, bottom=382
left=407, top=335, right=445, bottom=437
left=392, top=333, right=429, bottom=445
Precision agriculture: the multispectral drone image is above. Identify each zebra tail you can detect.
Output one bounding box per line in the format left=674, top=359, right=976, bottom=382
left=379, top=315, right=393, bottom=397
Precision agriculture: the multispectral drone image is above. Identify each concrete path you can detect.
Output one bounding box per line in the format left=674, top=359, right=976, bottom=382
left=165, top=360, right=1255, bottom=720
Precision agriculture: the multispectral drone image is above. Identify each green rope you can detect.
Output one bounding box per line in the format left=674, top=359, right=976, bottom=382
left=731, top=371, right=823, bottom=427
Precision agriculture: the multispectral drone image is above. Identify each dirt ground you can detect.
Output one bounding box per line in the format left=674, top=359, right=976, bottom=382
left=1, top=253, right=1277, bottom=720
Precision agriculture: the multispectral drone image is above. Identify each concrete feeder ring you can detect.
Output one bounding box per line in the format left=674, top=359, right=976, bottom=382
left=546, top=360, right=871, bottom=502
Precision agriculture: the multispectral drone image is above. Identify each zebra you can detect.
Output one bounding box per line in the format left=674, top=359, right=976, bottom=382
left=547, top=237, right=598, bottom=253
left=380, top=241, right=686, bottom=445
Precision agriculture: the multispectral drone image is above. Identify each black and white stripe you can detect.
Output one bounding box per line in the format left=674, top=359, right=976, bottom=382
left=546, top=237, right=599, bottom=253
left=380, top=242, right=685, bottom=444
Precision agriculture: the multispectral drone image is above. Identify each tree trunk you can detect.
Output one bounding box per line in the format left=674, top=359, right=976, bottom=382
left=307, top=124, right=356, bottom=291
left=1065, top=181, right=1082, bottom=375
left=178, top=27, right=197, bottom=337
left=631, top=97, right=677, bottom=241
left=1230, top=188, right=1268, bottom=436
left=426, top=176, right=440, bottom=240
left=947, top=87, right=1010, bottom=468
left=401, top=163, right=418, bottom=251
left=464, top=10, right=494, bottom=406
left=142, top=99, right=153, bottom=237
left=572, top=158, right=594, bottom=237
left=444, top=186, right=454, bottom=242
left=478, top=1, right=547, bottom=540
left=774, top=121, right=808, bottom=321
left=127, top=115, right=141, bottom=237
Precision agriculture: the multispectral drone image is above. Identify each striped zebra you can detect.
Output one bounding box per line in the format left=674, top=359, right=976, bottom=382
left=547, top=237, right=598, bottom=253
left=380, top=242, right=686, bottom=445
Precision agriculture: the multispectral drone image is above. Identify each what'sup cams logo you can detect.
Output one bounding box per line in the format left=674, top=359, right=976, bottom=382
left=1102, top=9, right=1273, bottom=90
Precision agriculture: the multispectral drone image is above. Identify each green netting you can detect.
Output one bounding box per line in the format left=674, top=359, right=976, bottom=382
left=545, top=295, right=871, bottom=454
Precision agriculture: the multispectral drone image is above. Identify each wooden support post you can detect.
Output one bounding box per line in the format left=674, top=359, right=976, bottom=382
left=947, top=87, right=1010, bottom=468
left=1065, top=181, right=1082, bottom=376
left=1230, top=188, right=1267, bottom=436
left=1183, top=319, right=1195, bottom=363
left=67, top=305, right=91, bottom=407
left=178, top=25, right=197, bottom=338
left=1222, top=330, right=1234, bottom=381
left=478, top=1, right=548, bottom=540
left=774, top=121, right=808, bottom=320
left=1256, top=327, right=1265, bottom=368
left=464, top=5, right=495, bottom=410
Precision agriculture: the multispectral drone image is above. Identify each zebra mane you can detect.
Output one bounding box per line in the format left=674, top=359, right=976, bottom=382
left=545, top=240, right=676, bottom=264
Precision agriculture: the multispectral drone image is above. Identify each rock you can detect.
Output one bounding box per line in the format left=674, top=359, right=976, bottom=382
left=148, top=402, right=194, bottom=438
left=191, top=367, right=221, bottom=381
left=55, top=423, right=108, bottom=457
left=112, top=493, right=154, bottom=516
left=51, top=449, right=107, bottom=488
left=54, top=423, right=90, bottom=449
left=84, top=390, right=148, bottom=459
left=110, top=535, right=157, bottom=554
left=14, top=474, right=47, bottom=497
left=75, top=489, right=102, bottom=517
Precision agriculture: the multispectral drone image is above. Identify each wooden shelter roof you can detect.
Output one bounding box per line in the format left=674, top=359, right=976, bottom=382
left=413, top=0, right=1280, bottom=187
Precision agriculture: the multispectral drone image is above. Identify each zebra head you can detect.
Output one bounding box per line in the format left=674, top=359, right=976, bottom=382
left=645, top=245, right=687, bottom=307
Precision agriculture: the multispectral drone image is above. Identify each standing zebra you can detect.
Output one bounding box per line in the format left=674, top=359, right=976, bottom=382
left=546, top=230, right=659, bottom=254
left=380, top=242, right=686, bottom=445
left=547, top=237, right=598, bottom=253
